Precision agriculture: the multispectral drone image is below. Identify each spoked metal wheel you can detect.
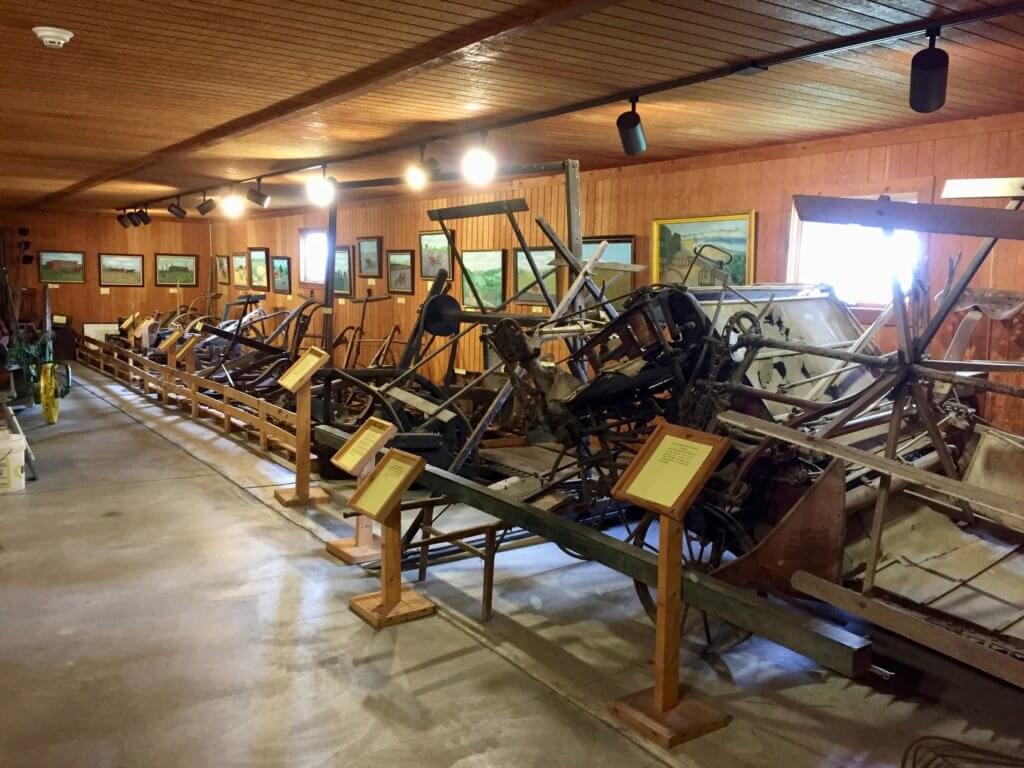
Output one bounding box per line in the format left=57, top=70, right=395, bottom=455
left=630, top=506, right=756, bottom=655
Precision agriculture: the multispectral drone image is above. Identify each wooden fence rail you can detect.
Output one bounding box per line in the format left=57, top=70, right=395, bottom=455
left=75, top=337, right=300, bottom=461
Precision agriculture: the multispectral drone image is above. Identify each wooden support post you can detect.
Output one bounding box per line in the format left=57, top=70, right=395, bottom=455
left=190, top=379, right=198, bottom=419
left=482, top=526, right=497, bottom=622
left=273, top=379, right=331, bottom=507
left=349, top=501, right=436, bottom=628
left=417, top=503, right=435, bottom=582
left=327, top=456, right=382, bottom=563
left=257, top=399, right=268, bottom=453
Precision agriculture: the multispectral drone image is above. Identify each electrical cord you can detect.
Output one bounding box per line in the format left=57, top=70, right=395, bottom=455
left=902, top=736, right=1024, bottom=768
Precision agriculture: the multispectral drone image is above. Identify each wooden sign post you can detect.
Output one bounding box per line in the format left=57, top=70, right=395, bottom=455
left=274, top=347, right=332, bottom=507
left=609, top=423, right=731, bottom=748
left=326, top=417, right=396, bottom=564
left=178, top=334, right=199, bottom=375
left=348, top=448, right=436, bottom=628
left=156, top=329, right=183, bottom=404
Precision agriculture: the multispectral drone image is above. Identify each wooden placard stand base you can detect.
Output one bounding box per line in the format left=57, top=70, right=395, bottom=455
left=274, top=380, right=331, bottom=507
left=327, top=459, right=381, bottom=564
left=609, top=518, right=730, bottom=748
left=349, top=503, right=435, bottom=628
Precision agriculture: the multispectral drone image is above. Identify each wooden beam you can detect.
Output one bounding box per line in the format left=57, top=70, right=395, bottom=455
left=717, top=410, right=1024, bottom=533
left=792, top=571, right=1024, bottom=690
left=27, top=0, right=619, bottom=209
left=793, top=195, right=1024, bottom=240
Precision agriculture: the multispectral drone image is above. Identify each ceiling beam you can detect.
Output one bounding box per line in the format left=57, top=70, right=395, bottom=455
left=26, top=0, right=619, bottom=210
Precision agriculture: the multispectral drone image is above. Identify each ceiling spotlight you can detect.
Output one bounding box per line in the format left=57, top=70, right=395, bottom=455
left=168, top=197, right=187, bottom=219
left=405, top=145, right=430, bottom=191
left=221, top=189, right=246, bottom=219
left=196, top=191, right=217, bottom=216
left=136, top=208, right=152, bottom=225
left=116, top=210, right=130, bottom=228
left=910, top=29, right=948, bottom=114
left=461, top=137, right=496, bottom=187
left=127, top=210, right=142, bottom=227
left=246, top=178, right=271, bottom=208
left=617, top=96, right=647, bottom=156
left=306, top=166, right=336, bottom=208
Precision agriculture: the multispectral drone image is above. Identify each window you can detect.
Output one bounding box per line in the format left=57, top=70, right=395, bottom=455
left=299, top=228, right=327, bottom=284
left=788, top=192, right=922, bottom=306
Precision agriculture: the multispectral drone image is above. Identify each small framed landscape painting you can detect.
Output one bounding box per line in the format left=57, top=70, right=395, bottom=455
left=334, top=245, right=353, bottom=296
left=652, top=213, right=755, bottom=286
left=232, top=253, right=249, bottom=287
left=386, top=250, right=414, bottom=295
left=461, top=249, right=505, bottom=310
left=271, top=256, right=291, bottom=294
left=419, top=230, right=453, bottom=281
left=99, top=253, right=144, bottom=287
left=514, top=248, right=557, bottom=305
left=357, top=237, right=382, bottom=278
left=155, top=253, right=198, bottom=287
left=39, top=251, right=85, bottom=284
left=248, top=247, right=270, bottom=290
left=216, top=255, right=230, bottom=285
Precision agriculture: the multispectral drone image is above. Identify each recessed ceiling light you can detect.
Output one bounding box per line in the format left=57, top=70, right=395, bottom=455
left=32, top=26, right=73, bottom=49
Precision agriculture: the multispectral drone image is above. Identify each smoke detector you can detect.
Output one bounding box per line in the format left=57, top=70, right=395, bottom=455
left=32, top=27, right=73, bottom=49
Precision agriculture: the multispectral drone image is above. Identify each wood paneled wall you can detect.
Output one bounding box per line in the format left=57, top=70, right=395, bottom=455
left=6, top=110, right=1024, bottom=428
left=1, top=212, right=214, bottom=330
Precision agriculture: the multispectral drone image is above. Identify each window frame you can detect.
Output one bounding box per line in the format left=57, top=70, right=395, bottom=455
left=784, top=177, right=934, bottom=320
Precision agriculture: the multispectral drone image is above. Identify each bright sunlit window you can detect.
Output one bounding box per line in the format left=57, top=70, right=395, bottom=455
left=299, top=228, right=327, bottom=284
left=788, top=193, right=922, bottom=306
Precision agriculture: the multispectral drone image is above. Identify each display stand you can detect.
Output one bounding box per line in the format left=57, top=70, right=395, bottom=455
left=178, top=334, right=198, bottom=374
left=325, top=417, right=396, bottom=563
left=157, top=330, right=183, bottom=404
left=273, top=347, right=332, bottom=507
left=609, top=423, right=731, bottom=748
left=348, top=448, right=436, bottom=628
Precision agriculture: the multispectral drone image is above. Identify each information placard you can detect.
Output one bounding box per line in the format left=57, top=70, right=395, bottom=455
left=349, top=448, right=425, bottom=523
left=331, top=417, right=397, bottom=476
left=611, top=423, right=729, bottom=521
left=156, top=329, right=183, bottom=353
left=278, top=346, right=329, bottom=393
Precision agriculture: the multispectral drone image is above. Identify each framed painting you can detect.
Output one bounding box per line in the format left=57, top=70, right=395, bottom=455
left=155, top=253, right=198, bottom=287
left=386, top=250, right=414, bottom=295
left=248, top=247, right=270, bottom=290
left=216, top=255, right=230, bottom=285
left=652, top=213, right=755, bottom=287
left=232, top=253, right=249, bottom=287
left=357, top=236, right=382, bottom=278
left=461, top=249, right=505, bottom=310
left=99, top=253, right=144, bottom=287
left=39, top=251, right=85, bottom=284
left=419, top=230, right=453, bottom=281
left=271, top=256, right=291, bottom=294
left=584, top=235, right=635, bottom=309
left=513, top=248, right=557, bottom=305
left=334, top=245, right=353, bottom=296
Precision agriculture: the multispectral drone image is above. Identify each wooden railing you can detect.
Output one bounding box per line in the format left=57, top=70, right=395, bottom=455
left=75, top=337, right=299, bottom=460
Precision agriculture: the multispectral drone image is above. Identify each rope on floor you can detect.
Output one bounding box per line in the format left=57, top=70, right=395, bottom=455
left=902, top=736, right=1024, bottom=768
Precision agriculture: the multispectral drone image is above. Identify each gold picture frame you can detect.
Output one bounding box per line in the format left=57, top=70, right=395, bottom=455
left=651, top=212, right=756, bottom=287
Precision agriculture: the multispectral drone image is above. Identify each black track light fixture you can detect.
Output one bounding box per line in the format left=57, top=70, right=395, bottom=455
left=127, top=210, right=142, bottom=227
left=910, top=28, right=949, bottom=114
left=137, top=208, right=152, bottom=225
left=196, top=191, right=217, bottom=216
left=168, top=196, right=187, bottom=220
left=617, top=96, right=647, bottom=157
left=116, top=210, right=131, bottom=228
left=246, top=177, right=271, bottom=208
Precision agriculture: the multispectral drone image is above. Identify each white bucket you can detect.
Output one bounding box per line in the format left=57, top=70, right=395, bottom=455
left=0, top=429, right=27, bottom=493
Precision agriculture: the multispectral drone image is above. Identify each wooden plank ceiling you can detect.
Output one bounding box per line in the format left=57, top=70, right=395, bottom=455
left=4, top=0, right=1024, bottom=213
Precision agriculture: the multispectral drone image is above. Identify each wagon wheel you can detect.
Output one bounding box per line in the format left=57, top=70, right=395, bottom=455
left=630, top=505, right=756, bottom=655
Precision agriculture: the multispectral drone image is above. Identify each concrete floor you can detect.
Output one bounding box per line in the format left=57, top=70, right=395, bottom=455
left=2, top=367, right=1022, bottom=767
